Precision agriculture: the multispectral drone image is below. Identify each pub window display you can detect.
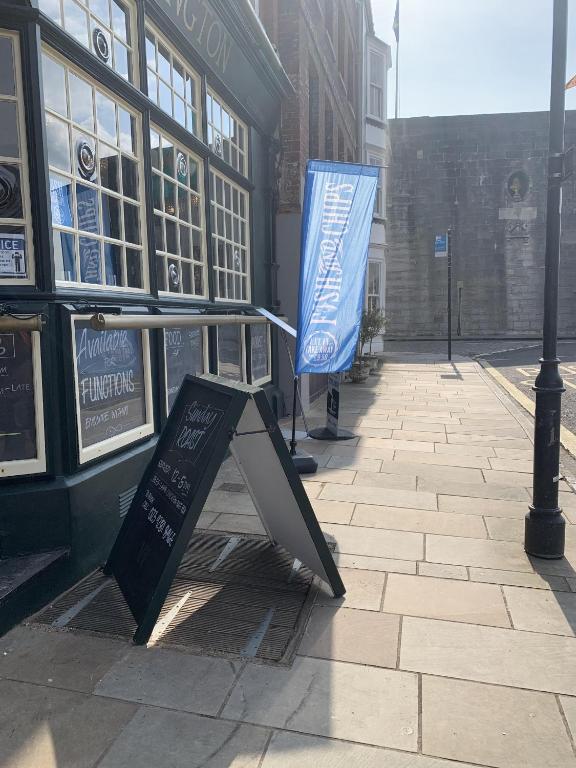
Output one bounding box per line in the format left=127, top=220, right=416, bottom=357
left=72, top=318, right=153, bottom=462
left=217, top=324, right=245, bottom=381
left=163, top=327, right=206, bottom=413
left=145, top=26, right=201, bottom=138
left=206, top=90, right=247, bottom=176
left=0, top=31, right=33, bottom=284
left=151, top=128, right=207, bottom=297
left=250, top=323, right=271, bottom=385
left=210, top=169, right=250, bottom=302
left=38, top=0, right=136, bottom=83
left=43, top=51, right=146, bottom=290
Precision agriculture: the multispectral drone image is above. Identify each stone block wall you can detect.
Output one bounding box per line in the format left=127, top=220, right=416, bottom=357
left=387, top=112, right=576, bottom=338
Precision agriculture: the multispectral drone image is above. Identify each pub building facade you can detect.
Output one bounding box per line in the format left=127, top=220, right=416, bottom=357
left=0, top=0, right=292, bottom=624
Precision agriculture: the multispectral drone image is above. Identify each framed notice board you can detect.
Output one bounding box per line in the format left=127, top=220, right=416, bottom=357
left=106, top=374, right=344, bottom=645
left=0, top=329, right=45, bottom=477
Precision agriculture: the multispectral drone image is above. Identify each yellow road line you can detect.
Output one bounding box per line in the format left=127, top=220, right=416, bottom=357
left=481, top=360, right=576, bottom=459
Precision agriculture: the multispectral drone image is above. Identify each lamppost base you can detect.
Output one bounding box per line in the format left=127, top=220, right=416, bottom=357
left=525, top=507, right=565, bottom=559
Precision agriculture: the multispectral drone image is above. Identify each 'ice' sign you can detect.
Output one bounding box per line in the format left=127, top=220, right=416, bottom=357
left=0, top=234, right=26, bottom=278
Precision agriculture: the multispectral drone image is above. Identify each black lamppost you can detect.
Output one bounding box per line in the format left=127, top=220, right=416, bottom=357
left=525, top=0, right=569, bottom=559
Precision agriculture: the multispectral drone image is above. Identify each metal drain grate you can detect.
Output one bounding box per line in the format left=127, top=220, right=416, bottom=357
left=32, top=532, right=318, bottom=665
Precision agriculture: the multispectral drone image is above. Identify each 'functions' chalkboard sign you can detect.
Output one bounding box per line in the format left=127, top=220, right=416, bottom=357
left=74, top=321, right=147, bottom=448
left=164, top=327, right=204, bottom=412
left=250, top=323, right=269, bottom=383
left=0, top=331, right=36, bottom=462
left=106, top=376, right=246, bottom=641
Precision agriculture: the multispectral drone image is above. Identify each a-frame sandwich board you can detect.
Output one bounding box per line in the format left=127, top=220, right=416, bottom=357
left=104, top=374, right=345, bottom=645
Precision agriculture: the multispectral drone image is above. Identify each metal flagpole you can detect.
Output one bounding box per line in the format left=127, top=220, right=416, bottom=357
left=394, top=0, right=400, bottom=119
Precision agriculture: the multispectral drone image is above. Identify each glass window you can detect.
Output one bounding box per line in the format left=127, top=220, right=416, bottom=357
left=210, top=169, right=250, bottom=302
left=145, top=25, right=200, bottom=138
left=151, top=127, right=206, bottom=297
left=0, top=329, right=46, bottom=477
left=249, top=323, right=271, bottom=385
left=72, top=317, right=153, bottom=463
left=38, top=0, right=136, bottom=83
left=217, top=324, right=244, bottom=381
left=207, top=89, right=248, bottom=177
left=42, top=50, right=146, bottom=291
left=164, top=326, right=206, bottom=412
left=366, top=260, right=382, bottom=311
left=369, top=50, right=385, bottom=120
left=0, top=31, right=34, bottom=285
left=368, top=155, right=384, bottom=217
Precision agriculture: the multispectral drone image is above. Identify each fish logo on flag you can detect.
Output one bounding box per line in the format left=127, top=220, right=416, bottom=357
left=295, top=160, right=379, bottom=375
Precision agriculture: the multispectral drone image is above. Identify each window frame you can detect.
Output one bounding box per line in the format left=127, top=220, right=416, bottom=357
left=162, top=325, right=209, bottom=416
left=366, top=258, right=383, bottom=312
left=70, top=314, right=154, bottom=465
left=38, top=0, right=139, bottom=86
left=0, top=30, right=35, bottom=287
left=206, top=88, right=249, bottom=178
left=0, top=328, right=46, bottom=478
left=216, top=323, right=247, bottom=382
left=210, top=167, right=251, bottom=304
left=42, top=46, right=149, bottom=294
left=144, top=22, right=202, bottom=139
left=249, top=322, right=271, bottom=387
left=368, top=153, right=384, bottom=218
left=151, top=123, right=208, bottom=299
left=368, top=49, right=385, bottom=121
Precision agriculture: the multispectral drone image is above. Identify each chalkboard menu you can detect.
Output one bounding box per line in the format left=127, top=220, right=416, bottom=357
left=250, top=323, right=269, bottom=383
left=106, top=376, right=244, bottom=641
left=74, top=320, right=147, bottom=448
left=164, top=327, right=204, bottom=412
left=0, top=331, right=37, bottom=462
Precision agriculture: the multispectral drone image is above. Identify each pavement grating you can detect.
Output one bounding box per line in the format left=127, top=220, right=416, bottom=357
left=31, top=531, right=318, bottom=665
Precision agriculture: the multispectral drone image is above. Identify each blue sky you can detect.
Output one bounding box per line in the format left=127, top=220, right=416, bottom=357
left=371, top=0, right=576, bottom=118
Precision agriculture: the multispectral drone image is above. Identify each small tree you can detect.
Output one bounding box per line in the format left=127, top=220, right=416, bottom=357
left=359, top=307, right=386, bottom=355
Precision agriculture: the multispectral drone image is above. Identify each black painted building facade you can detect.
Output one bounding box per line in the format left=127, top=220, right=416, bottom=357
left=0, top=0, right=291, bottom=623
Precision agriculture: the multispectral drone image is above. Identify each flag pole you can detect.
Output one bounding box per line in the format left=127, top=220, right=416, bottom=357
left=394, top=0, right=400, bottom=119
left=395, top=38, right=399, bottom=119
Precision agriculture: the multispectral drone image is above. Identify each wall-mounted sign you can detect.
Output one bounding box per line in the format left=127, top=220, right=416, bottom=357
left=250, top=323, right=269, bottom=384
left=0, top=233, right=27, bottom=278
left=434, top=233, right=448, bottom=258
left=507, top=170, right=530, bottom=202
left=105, top=375, right=345, bottom=644
left=74, top=322, right=148, bottom=449
left=0, top=331, right=37, bottom=461
left=164, top=326, right=204, bottom=412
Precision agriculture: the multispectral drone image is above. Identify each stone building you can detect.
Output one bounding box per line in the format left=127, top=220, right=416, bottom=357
left=386, top=111, right=576, bottom=339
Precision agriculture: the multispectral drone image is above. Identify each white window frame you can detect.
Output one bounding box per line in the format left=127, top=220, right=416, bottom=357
left=71, top=314, right=154, bottom=464
left=151, top=124, right=208, bottom=299
left=368, top=153, right=384, bottom=218
left=43, top=47, right=149, bottom=294
left=366, top=259, right=383, bottom=311
left=216, top=323, right=247, bottom=382
left=0, top=328, right=46, bottom=478
left=210, top=168, right=251, bottom=304
left=162, top=325, right=209, bottom=415
left=206, top=88, right=248, bottom=177
left=0, top=30, right=35, bottom=287
left=145, top=23, right=201, bottom=137
left=38, top=0, right=139, bottom=86
left=249, top=323, right=271, bottom=386
left=368, top=49, right=385, bottom=121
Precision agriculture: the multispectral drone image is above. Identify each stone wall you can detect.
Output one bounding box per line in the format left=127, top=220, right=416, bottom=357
left=387, top=112, right=576, bottom=338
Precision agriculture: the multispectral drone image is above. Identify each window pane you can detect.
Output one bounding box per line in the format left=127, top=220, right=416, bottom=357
left=102, top=193, right=121, bottom=239
left=99, top=143, right=119, bottom=191
left=114, top=40, right=130, bottom=81
left=123, top=202, right=140, bottom=244
left=66, top=2, right=90, bottom=48
left=126, top=248, right=142, bottom=288
left=50, top=173, right=74, bottom=227
left=0, top=103, right=19, bottom=158
left=96, top=92, right=116, bottom=144
left=121, top=156, right=138, bottom=199
left=218, top=325, right=242, bottom=381
left=45, top=115, right=71, bottom=172
left=69, top=73, right=94, bottom=131
left=53, top=230, right=76, bottom=281
left=42, top=55, right=68, bottom=116
left=90, top=0, right=110, bottom=26
left=164, top=327, right=204, bottom=411
left=79, top=236, right=101, bottom=282
left=112, top=1, right=129, bottom=41
left=0, top=165, right=23, bottom=219
left=157, top=44, right=171, bottom=82
left=104, top=242, right=122, bottom=285
left=0, top=36, right=15, bottom=96
left=118, top=108, right=134, bottom=154
left=76, top=184, right=100, bottom=234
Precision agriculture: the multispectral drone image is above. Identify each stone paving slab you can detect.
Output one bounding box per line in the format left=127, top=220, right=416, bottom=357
left=351, top=503, right=487, bottom=538
left=432, top=442, right=497, bottom=457
left=393, top=451, right=491, bottom=470
left=424, top=481, right=530, bottom=501
left=383, top=574, right=510, bottom=627
left=469, top=567, right=570, bottom=591
left=320, top=483, right=438, bottom=511
left=298, top=606, right=400, bottom=667
left=422, top=675, right=576, bottom=768
left=438, top=495, right=530, bottom=518
left=503, top=585, right=576, bottom=636
left=222, top=656, right=419, bottom=751
left=0, top=679, right=137, bottom=768
left=94, top=647, right=240, bottom=716
left=333, top=552, right=417, bottom=574
left=322, top=522, right=424, bottom=560
left=426, top=534, right=533, bottom=572
left=418, top=562, right=468, bottom=580
left=380, top=461, right=486, bottom=485
left=400, top=616, right=576, bottom=695
left=316, top=567, right=386, bottom=611
left=352, top=470, right=417, bottom=490
left=325, top=455, right=383, bottom=472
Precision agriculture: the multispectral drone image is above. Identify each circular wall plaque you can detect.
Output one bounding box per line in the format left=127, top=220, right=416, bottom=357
left=93, top=28, right=110, bottom=63
left=77, top=140, right=96, bottom=179
left=507, top=170, right=530, bottom=202
left=168, top=263, right=181, bottom=286
left=177, top=152, right=188, bottom=181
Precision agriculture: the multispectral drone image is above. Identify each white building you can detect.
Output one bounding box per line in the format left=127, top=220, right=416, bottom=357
left=360, top=9, right=391, bottom=352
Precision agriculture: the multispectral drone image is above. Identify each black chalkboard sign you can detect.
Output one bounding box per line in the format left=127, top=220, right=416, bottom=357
left=250, top=323, right=269, bottom=383
left=164, top=327, right=204, bottom=412
left=106, top=374, right=345, bottom=645
left=0, top=331, right=37, bottom=462
left=105, top=375, right=247, bottom=642
left=74, top=321, right=147, bottom=448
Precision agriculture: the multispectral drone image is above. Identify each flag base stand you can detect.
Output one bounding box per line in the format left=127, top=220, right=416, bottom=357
left=288, top=376, right=318, bottom=475
left=308, top=427, right=356, bottom=441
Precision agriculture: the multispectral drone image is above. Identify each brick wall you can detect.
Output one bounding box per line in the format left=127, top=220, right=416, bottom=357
left=387, top=112, right=576, bottom=338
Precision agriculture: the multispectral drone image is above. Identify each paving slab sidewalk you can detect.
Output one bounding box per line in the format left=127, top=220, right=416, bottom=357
left=3, top=354, right=576, bottom=767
